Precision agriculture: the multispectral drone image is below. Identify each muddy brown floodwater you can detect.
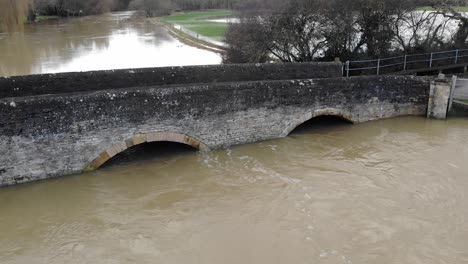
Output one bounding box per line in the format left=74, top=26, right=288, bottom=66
left=0, top=116, right=468, bottom=264
left=0, top=11, right=221, bottom=77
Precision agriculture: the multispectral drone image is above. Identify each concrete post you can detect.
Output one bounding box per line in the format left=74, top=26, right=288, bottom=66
left=427, top=74, right=452, bottom=119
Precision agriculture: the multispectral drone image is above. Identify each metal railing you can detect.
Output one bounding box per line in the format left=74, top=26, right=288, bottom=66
left=344, top=49, right=468, bottom=77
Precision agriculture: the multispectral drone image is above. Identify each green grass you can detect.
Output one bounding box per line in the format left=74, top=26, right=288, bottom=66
left=416, top=6, right=468, bottom=12
left=161, top=10, right=234, bottom=38
left=23, top=15, right=59, bottom=24
left=459, top=99, right=468, bottom=103
left=162, top=10, right=233, bottom=22
left=36, top=16, right=60, bottom=22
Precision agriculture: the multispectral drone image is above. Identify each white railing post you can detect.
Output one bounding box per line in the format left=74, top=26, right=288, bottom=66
left=376, top=59, right=381, bottom=75
left=404, top=55, right=407, bottom=71
left=346, top=61, right=350, bottom=78
left=455, top=49, right=459, bottom=64
left=430, top=53, right=433, bottom=68
left=449, top=75, right=457, bottom=111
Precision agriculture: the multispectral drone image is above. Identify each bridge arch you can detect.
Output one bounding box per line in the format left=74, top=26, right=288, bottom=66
left=84, top=132, right=210, bottom=171
left=280, top=108, right=356, bottom=137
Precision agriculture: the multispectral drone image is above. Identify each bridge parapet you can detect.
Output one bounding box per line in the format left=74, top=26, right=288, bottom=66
left=0, top=62, right=342, bottom=99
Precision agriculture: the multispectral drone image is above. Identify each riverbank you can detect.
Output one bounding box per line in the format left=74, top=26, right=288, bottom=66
left=18, top=15, right=59, bottom=26
left=36, top=15, right=60, bottom=22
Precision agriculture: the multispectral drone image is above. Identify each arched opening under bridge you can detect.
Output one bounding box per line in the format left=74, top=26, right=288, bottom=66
left=281, top=109, right=355, bottom=137
left=100, top=141, right=197, bottom=168
left=84, top=132, right=209, bottom=171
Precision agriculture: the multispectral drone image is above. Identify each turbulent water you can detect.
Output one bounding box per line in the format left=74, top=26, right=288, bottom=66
left=1, top=117, right=468, bottom=264
left=0, top=11, right=221, bottom=77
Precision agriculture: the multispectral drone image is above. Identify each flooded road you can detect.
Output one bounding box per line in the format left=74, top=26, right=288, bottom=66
left=1, top=117, right=468, bottom=264
left=0, top=12, right=221, bottom=77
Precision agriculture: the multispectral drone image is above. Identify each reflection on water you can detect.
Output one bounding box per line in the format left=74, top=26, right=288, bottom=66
left=0, top=12, right=221, bottom=77
left=1, top=117, right=468, bottom=264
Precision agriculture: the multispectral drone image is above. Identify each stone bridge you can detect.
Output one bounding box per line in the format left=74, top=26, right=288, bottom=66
left=0, top=62, right=451, bottom=187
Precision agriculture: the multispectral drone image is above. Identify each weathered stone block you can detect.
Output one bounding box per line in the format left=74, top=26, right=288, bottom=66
left=427, top=78, right=451, bottom=119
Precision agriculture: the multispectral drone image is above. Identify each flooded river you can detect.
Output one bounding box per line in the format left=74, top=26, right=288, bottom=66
left=0, top=12, right=221, bottom=77
left=1, top=117, right=468, bottom=264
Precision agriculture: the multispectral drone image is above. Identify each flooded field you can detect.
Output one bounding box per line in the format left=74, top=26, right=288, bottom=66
left=0, top=11, right=221, bottom=77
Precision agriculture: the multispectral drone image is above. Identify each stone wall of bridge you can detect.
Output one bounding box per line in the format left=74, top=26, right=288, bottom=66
left=0, top=71, right=430, bottom=187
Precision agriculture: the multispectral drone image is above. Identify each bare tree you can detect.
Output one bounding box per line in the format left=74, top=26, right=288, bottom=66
left=432, top=0, right=468, bottom=48
left=321, top=0, right=360, bottom=60
left=225, top=0, right=332, bottom=63
left=393, top=9, right=450, bottom=53
left=264, top=0, right=330, bottom=62
left=223, top=17, right=270, bottom=63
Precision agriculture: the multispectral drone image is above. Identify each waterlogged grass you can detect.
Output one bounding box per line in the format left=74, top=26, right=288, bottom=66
left=23, top=15, right=59, bottom=24
left=161, top=10, right=234, bottom=38
left=36, top=15, right=59, bottom=21
left=162, top=10, right=233, bottom=21
left=416, top=6, right=468, bottom=12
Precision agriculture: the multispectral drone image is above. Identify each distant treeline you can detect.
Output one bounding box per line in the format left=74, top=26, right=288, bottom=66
left=22, top=0, right=468, bottom=18
left=33, top=0, right=125, bottom=16
left=32, top=0, right=240, bottom=17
